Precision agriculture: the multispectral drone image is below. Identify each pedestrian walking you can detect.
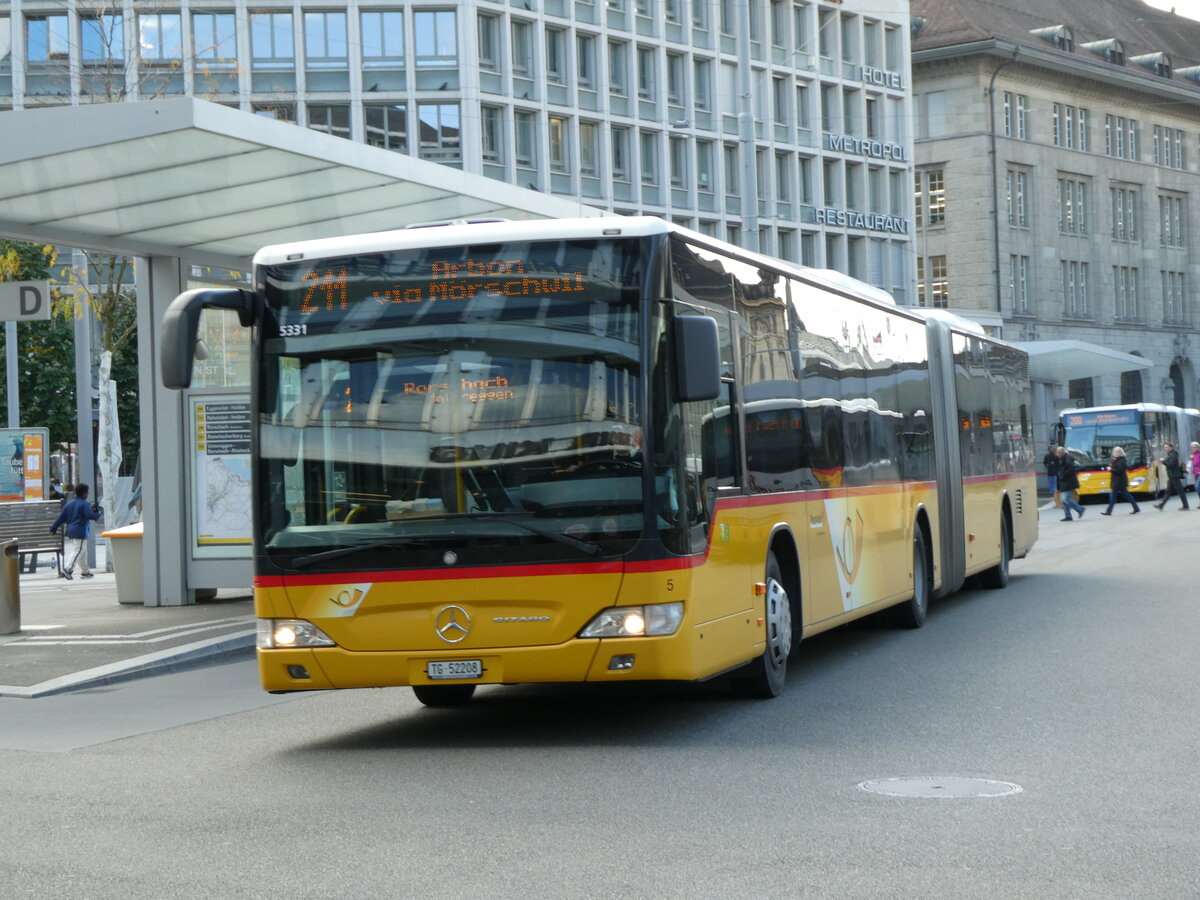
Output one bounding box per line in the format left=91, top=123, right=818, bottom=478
left=1190, top=441, right=1200, bottom=499
left=1154, top=442, right=1190, bottom=510
left=1055, top=446, right=1086, bottom=521
left=49, top=482, right=103, bottom=579
left=1043, top=442, right=1062, bottom=509
left=1100, top=446, right=1140, bottom=515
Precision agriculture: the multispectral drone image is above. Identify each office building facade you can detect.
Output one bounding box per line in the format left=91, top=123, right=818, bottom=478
left=911, top=0, right=1200, bottom=408
left=0, top=0, right=915, bottom=300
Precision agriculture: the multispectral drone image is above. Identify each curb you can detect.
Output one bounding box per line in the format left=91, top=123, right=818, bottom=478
left=0, top=629, right=256, bottom=699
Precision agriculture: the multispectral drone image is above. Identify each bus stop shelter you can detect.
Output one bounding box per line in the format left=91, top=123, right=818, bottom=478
left=0, top=97, right=599, bottom=604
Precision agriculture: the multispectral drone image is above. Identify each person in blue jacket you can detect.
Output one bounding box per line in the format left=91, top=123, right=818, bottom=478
left=50, top=483, right=103, bottom=579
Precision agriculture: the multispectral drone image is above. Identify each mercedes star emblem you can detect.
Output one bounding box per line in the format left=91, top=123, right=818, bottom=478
left=435, top=605, right=471, bottom=643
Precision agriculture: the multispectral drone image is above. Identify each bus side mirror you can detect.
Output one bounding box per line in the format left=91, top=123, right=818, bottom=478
left=161, top=289, right=257, bottom=389
left=674, top=315, right=721, bottom=402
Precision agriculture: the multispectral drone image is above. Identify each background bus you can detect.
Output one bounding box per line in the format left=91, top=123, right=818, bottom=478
left=1057, top=404, right=1200, bottom=498
left=161, top=217, right=1037, bottom=704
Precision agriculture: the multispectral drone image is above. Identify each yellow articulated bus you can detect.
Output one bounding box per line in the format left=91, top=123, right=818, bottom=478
left=1058, top=404, right=1200, bottom=498
left=161, top=218, right=1037, bottom=704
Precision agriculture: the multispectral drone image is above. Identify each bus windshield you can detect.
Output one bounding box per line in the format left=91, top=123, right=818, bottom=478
left=257, top=237, right=649, bottom=570
left=1062, top=418, right=1144, bottom=467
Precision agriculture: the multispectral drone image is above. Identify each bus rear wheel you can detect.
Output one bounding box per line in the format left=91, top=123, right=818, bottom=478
left=891, top=528, right=930, bottom=628
left=412, top=684, right=477, bottom=707
left=731, top=552, right=792, bottom=699
left=979, top=512, right=1012, bottom=589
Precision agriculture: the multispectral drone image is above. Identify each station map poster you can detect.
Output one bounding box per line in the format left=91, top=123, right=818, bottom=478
left=0, top=428, right=49, bottom=502
left=189, top=396, right=252, bottom=558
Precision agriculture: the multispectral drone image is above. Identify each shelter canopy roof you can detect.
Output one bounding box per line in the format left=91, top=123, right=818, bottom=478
left=0, top=98, right=599, bottom=268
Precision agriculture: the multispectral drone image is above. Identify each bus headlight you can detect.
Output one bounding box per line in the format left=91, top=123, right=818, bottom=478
left=1129, top=476, right=1146, bottom=488
left=579, top=603, right=684, bottom=638
left=257, top=619, right=336, bottom=649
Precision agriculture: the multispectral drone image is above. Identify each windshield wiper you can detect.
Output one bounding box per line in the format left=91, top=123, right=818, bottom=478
left=399, top=512, right=602, bottom=557
left=292, top=537, right=429, bottom=569
left=289, top=512, right=601, bottom=568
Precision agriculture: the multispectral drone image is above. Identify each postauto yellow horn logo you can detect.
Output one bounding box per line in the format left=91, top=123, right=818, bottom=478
left=835, top=509, right=866, bottom=585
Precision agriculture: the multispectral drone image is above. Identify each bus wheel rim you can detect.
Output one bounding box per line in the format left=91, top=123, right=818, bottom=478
left=766, top=577, right=792, bottom=664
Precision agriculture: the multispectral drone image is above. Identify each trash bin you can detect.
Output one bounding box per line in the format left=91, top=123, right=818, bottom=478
left=102, top=522, right=144, bottom=606
left=0, top=539, right=18, bottom=634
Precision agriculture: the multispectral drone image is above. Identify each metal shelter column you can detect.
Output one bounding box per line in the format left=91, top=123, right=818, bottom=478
left=137, top=256, right=190, bottom=606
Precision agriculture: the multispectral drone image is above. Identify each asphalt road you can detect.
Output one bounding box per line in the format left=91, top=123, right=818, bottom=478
left=2, top=503, right=1198, bottom=898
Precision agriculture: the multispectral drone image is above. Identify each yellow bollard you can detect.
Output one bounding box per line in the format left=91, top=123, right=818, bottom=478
left=0, top=539, right=19, bottom=635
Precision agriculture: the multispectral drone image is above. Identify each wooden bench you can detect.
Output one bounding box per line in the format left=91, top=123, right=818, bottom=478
left=0, top=500, right=65, bottom=574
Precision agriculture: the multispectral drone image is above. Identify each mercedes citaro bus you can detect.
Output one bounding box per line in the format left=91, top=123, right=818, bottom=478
left=161, top=217, right=1037, bottom=705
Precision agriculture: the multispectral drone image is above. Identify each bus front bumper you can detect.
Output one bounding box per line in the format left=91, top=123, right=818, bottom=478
left=257, top=636, right=710, bottom=692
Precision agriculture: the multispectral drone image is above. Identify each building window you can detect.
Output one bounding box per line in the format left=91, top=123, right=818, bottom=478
left=26, top=15, right=70, bottom=62
left=723, top=144, right=739, bottom=195
left=636, top=46, right=655, bottom=100
left=1009, top=255, right=1030, bottom=313
left=917, top=256, right=949, bottom=309
left=915, top=169, right=945, bottom=227
left=577, top=34, right=596, bottom=89
left=1163, top=270, right=1188, bottom=324
left=640, top=131, right=659, bottom=185
left=304, top=12, right=348, bottom=68
left=417, top=103, right=461, bottom=161
left=667, top=53, right=685, bottom=106
left=1153, top=125, right=1186, bottom=169
left=515, top=110, right=536, bottom=168
left=579, top=121, right=598, bottom=176
left=608, top=41, right=628, bottom=96
left=477, top=15, right=500, bottom=72
left=1003, top=92, right=1027, bottom=139
left=365, top=103, right=407, bottom=152
left=1006, top=169, right=1028, bottom=227
left=1114, top=266, right=1140, bottom=321
left=548, top=116, right=569, bottom=172
left=611, top=126, right=630, bottom=181
left=1105, top=115, right=1138, bottom=160
left=81, top=13, right=124, bottom=62
left=480, top=105, right=502, bottom=162
left=362, top=11, right=404, bottom=67
left=193, top=13, right=236, bottom=62
left=1110, top=186, right=1138, bottom=241
left=1052, top=104, right=1084, bottom=149
left=696, top=140, right=714, bottom=193
left=694, top=58, right=712, bottom=110
left=1061, top=260, right=1089, bottom=317
left=307, top=103, right=350, bottom=138
left=140, top=13, right=183, bottom=62
left=414, top=11, right=456, bottom=68
left=253, top=103, right=296, bottom=122
left=251, top=12, right=294, bottom=67
left=929, top=256, right=948, bottom=307
left=511, top=21, right=533, bottom=77
left=1160, top=194, right=1185, bottom=247
left=546, top=27, right=566, bottom=84
left=1057, top=177, right=1089, bottom=234
left=775, top=153, right=791, bottom=203
left=670, top=136, right=688, bottom=187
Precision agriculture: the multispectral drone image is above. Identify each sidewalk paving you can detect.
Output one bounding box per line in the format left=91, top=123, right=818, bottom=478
left=0, top=562, right=254, bottom=699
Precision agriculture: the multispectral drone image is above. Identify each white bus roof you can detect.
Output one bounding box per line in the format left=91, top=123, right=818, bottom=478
left=251, top=215, right=910, bottom=317
left=1063, top=403, right=1200, bottom=417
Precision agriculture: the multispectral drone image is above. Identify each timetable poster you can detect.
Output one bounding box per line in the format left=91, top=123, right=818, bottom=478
left=190, top=397, right=252, bottom=556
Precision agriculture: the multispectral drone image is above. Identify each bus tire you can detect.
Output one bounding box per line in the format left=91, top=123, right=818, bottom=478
left=412, top=684, right=477, bottom=707
left=731, top=551, right=792, bottom=699
left=979, top=512, right=1012, bottom=590
left=892, top=528, right=930, bottom=628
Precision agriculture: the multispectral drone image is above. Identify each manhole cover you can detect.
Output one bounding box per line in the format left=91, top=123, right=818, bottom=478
left=858, top=776, right=1023, bottom=798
